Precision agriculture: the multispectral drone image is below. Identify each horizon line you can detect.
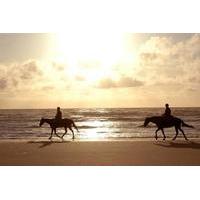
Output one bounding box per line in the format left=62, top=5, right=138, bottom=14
left=0, top=106, right=200, bottom=110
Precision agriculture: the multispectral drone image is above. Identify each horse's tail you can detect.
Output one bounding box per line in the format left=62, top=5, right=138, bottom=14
left=72, top=121, right=79, bottom=132
left=181, top=120, right=194, bottom=128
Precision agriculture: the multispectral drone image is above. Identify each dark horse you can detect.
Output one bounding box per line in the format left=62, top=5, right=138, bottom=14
left=39, top=118, right=79, bottom=140
left=144, top=116, right=194, bottom=140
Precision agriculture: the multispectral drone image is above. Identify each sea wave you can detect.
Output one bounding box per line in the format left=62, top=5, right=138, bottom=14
left=0, top=108, right=200, bottom=139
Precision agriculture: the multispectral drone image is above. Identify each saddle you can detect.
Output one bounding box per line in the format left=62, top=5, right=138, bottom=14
left=161, top=115, right=174, bottom=123
left=54, top=118, right=63, bottom=125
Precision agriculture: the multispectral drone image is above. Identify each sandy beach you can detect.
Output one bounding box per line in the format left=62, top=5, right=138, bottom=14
left=0, top=139, right=200, bottom=165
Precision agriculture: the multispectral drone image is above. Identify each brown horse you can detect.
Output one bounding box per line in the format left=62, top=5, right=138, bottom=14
left=39, top=118, right=79, bottom=140
left=144, top=116, right=194, bottom=140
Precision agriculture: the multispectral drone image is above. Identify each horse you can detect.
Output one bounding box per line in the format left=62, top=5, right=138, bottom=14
left=39, top=118, right=79, bottom=140
left=143, top=116, right=194, bottom=140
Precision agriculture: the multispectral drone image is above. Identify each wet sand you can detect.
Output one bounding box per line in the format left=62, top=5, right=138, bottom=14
left=0, top=139, right=200, bottom=165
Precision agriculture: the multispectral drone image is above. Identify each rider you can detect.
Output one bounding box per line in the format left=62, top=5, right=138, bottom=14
left=55, top=107, right=62, bottom=122
left=163, top=103, right=171, bottom=117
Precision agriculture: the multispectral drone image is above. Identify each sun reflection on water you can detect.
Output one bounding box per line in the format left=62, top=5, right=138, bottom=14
left=82, top=120, right=112, bottom=139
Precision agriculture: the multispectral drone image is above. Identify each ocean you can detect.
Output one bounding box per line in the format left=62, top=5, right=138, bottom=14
left=0, top=108, right=200, bottom=139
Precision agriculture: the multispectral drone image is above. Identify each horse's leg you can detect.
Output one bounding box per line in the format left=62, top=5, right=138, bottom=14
left=54, top=128, right=61, bottom=139
left=155, top=128, right=160, bottom=140
left=69, top=127, right=75, bottom=140
left=179, top=127, right=188, bottom=141
left=49, top=128, right=53, bottom=140
left=161, top=128, right=166, bottom=140
left=65, top=126, right=68, bottom=134
left=173, top=127, right=178, bottom=140
left=61, top=127, right=68, bottom=138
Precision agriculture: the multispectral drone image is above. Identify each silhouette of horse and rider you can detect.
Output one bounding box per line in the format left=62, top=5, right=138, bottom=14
left=39, top=107, right=79, bottom=140
left=39, top=104, right=194, bottom=141
left=144, top=104, right=194, bottom=141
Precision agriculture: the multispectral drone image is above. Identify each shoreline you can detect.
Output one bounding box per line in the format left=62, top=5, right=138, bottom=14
left=0, top=137, right=200, bottom=142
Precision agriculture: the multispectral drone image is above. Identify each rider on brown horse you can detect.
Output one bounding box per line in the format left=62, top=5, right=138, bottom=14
left=163, top=103, right=171, bottom=117
left=55, top=107, right=62, bottom=120
left=55, top=107, right=63, bottom=126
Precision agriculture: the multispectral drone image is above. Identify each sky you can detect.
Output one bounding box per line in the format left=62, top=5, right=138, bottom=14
left=0, top=33, right=199, bottom=108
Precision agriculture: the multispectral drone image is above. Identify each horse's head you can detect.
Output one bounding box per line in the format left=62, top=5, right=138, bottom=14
left=39, top=118, right=45, bottom=127
left=144, top=117, right=150, bottom=127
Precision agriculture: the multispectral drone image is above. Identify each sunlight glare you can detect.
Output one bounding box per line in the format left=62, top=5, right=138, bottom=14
left=55, top=32, right=125, bottom=83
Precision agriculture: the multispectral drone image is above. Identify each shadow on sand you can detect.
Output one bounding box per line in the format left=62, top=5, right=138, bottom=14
left=28, top=140, right=71, bottom=148
left=155, top=140, right=200, bottom=150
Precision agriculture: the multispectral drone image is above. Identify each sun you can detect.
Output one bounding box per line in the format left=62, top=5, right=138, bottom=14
left=54, top=32, right=125, bottom=83
left=56, top=32, right=124, bottom=61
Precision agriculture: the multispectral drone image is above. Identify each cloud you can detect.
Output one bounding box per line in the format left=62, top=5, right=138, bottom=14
left=42, top=86, right=55, bottom=91
left=98, top=78, right=116, bottom=88
left=118, top=76, right=144, bottom=87
left=98, top=76, right=144, bottom=88
left=11, top=78, right=19, bottom=87
left=0, top=60, right=44, bottom=93
left=19, top=61, right=43, bottom=80
left=0, top=59, right=74, bottom=98
left=0, top=78, right=7, bottom=90
left=139, top=52, right=159, bottom=61
left=1, top=33, right=200, bottom=107
left=52, top=62, right=66, bottom=71
left=136, top=34, right=200, bottom=90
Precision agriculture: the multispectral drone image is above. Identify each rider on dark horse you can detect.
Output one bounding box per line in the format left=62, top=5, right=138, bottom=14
left=55, top=107, right=62, bottom=124
left=162, top=103, right=173, bottom=122
left=163, top=103, right=171, bottom=117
